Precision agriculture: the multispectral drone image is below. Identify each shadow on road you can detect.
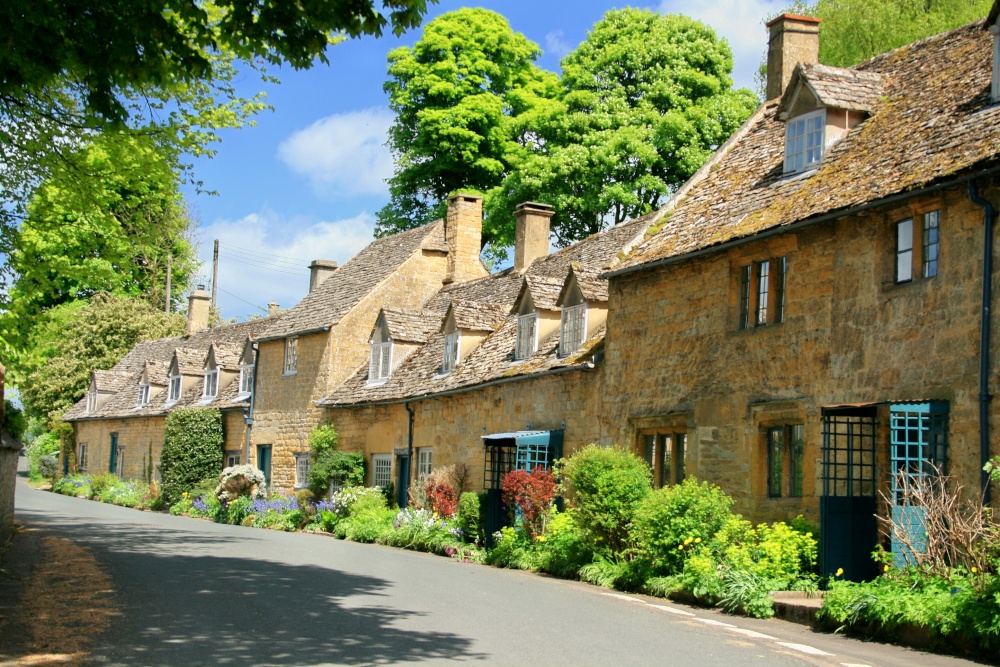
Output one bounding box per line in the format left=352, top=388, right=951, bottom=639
left=15, top=505, right=487, bottom=666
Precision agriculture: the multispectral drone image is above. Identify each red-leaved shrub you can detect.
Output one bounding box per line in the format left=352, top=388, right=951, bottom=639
left=501, top=468, right=556, bottom=539
left=426, top=482, right=459, bottom=516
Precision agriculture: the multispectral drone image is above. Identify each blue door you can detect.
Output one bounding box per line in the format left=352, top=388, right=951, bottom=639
left=257, top=445, right=272, bottom=487
left=109, top=433, right=119, bottom=474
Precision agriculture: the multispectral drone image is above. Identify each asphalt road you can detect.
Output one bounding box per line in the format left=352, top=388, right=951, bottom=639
left=11, top=479, right=988, bottom=667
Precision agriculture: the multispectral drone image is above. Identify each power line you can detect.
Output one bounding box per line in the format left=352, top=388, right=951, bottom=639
left=219, top=248, right=308, bottom=271
left=217, top=252, right=308, bottom=277
left=216, top=285, right=268, bottom=313
left=224, top=242, right=311, bottom=264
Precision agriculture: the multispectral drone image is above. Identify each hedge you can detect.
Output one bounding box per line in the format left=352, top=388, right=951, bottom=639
left=161, top=407, right=224, bottom=503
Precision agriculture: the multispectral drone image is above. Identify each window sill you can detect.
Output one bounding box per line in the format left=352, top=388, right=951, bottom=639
left=732, top=322, right=785, bottom=336
left=282, top=371, right=297, bottom=377
left=881, top=275, right=935, bottom=298
left=366, top=378, right=390, bottom=387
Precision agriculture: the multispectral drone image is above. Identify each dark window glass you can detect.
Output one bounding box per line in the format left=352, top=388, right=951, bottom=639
left=923, top=211, right=940, bottom=278
left=739, top=265, right=751, bottom=330
left=768, top=428, right=784, bottom=497
left=756, top=261, right=770, bottom=326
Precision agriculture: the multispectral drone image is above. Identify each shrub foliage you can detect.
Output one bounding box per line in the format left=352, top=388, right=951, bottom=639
left=161, top=407, right=224, bottom=503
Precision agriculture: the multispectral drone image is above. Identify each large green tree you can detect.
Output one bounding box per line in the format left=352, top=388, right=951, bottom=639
left=17, top=293, right=186, bottom=425
left=376, top=8, right=560, bottom=240
left=4, top=133, right=198, bottom=353
left=487, top=10, right=758, bottom=248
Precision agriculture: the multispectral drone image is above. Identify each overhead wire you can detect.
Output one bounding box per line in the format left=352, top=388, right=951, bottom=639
left=216, top=285, right=268, bottom=314
left=223, top=242, right=311, bottom=264
left=220, top=247, right=307, bottom=269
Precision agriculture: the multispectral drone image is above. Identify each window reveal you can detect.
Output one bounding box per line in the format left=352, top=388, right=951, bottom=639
left=738, top=257, right=786, bottom=330
left=767, top=424, right=804, bottom=498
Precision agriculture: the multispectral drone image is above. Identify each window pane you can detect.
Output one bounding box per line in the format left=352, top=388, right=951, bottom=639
left=738, top=265, right=751, bottom=330
left=659, top=434, right=672, bottom=486
left=516, top=314, right=537, bottom=360
left=773, top=257, right=786, bottom=324
left=676, top=434, right=686, bottom=483
left=642, top=434, right=654, bottom=468
left=923, top=211, right=939, bottom=278
left=768, top=428, right=784, bottom=497
left=756, top=261, right=770, bottom=326
left=372, top=455, right=392, bottom=488
left=897, top=219, right=914, bottom=282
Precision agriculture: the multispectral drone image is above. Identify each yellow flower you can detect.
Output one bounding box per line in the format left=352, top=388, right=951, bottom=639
left=684, top=537, right=694, bottom=545
left=678, top=544, right=684, bottom=550
left=836, top=568, right=844, bottom=577
left=972, top=567, right=978, bottom=574
left=694, top=537, right=701, bottom=543
left=537, top=536, right=546, bottom=543
left=884, top=565, right=890, bottom=572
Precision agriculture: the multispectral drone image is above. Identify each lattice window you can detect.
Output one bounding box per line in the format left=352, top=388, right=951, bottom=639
left=890, top=403, right=948, bottom=505
left=738, top=265, right=752, bottom=330
left=923, top=211, right=940, bottom=278
left=203, top=370, right=219, bottom=398
left=417, top=448, right=432, bottom=478
left=515, top=313, right=538, bottom=360
left=369, top=342, right=392, bottom=382
left=239, top=364, right=254, bottom=395
left=560, top=304, right=587, bottom=356
left=821, top=410, right=876, bottom=498
left=284, top=337, right=298, bottom=375
left=295, top=453, right=311, bottom=488
left=784, top=109, right=825, bottom=173
left=372, top=454, right=392, bottom=488
left=756, top=260, right=770, bottom=326
left=516, top=442, right=550, bottom=472
left=442, top=332, right=460, bottom=374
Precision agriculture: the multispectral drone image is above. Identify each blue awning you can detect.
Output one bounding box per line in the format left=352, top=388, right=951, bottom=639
left=482, top=430, right=548, bottom=441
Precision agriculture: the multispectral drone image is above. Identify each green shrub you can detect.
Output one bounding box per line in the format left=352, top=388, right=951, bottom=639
left=27, top=431, right=61, bottom=479
left=379, top=507, right=464, bottom=554
left=308, top=450, right=365, bottom=497
left=632, top=477, right=733, bottom=575
left=579, top=557, right=649, bottom=591
left=161, top=408, right=224, bottom=503
left=456, top=492, right=485, bottom=544
left=536, top=509, right=594, bottom=578
left=718, top=569, right=775, bottom=618
left=38, top=455, right=58, bottom=479
left=52, top=474, right=91, bottom=497
left=485, top=526, right=541, bottom=571
left=223, top=495, right=254, bottom=525
left=89, top=472, right=118, bottom=498
left=722, top=521, right=817, bottom=582
left=557, top=445, right=651, bottom=554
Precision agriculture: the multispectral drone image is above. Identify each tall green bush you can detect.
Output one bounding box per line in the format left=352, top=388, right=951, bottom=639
left=305, top=423, right=365, bottom=497
left=161, top=407, right=224, bottom=503
left=557, top=445, right=651, bottom=554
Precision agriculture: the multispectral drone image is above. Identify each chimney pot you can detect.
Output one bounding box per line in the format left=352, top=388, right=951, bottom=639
left=187, top=288, right=211, bottom=335
left=308, top=260, right=338, bottom=293
left=766, top=14, right=820, bottom=101
left=514, top=202, right=554, bottom=273
left=444, top=193, right=487, bottom=284
left=267, top=301, right=280, bottom=317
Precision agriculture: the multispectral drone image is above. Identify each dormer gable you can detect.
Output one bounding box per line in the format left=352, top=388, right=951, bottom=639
left=368, top=308, right=436, bottom=384
left=135, top=361, right=168, bottom=408
left=556, top=265, right=609, bottom=357
left=510, top=275, right=563, bottom=360
left=238, top=339, right=256, bottom=397
left=777, top=63, right=884, bottom=174
left=439, top=300, right=506, bottom=374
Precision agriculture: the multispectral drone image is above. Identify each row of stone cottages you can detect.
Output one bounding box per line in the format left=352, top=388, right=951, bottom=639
left=65, top=7, right=1000, bottom=579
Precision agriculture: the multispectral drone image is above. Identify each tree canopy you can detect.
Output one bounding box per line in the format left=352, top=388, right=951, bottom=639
left=376, top=8, right=560, bottom=242
left=377, top=8, right=756, bottom=259
left=3, top=133, right=197, bottom=353
left=16, top=293, right=186, bottom=425
left=488, top=10, right=758, bottom=247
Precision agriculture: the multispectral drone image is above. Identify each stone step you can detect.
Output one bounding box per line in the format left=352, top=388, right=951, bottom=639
left=770, top=591, right=825, bottom=628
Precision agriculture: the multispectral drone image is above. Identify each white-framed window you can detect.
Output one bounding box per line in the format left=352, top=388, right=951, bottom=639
left=203, top=369, right=219, bottom=398
left=369, top=341, right=392, bottom=383
left=167, top=375, right=182, bottom=403
left=515, top=313, right=538, bottom=360
left=417, top=448, right=432, bottom=478
left=896, top=218, right=914, bottom=283
left=137, top=383, right=150, bottom=407
left=225, top=451, right=240, bottom=468
left=239, top=363, right=254, bottom=396
left=559, top=303, right=587, bottom=357
left=372, top=454, right=392, bottom=488
left=284, top=337, right=298, bottom=375
left=295, top=453, right=311, bottom=488
left=442, top=332, right=460, bottom=374
left=784, top=109, right=825, bottom=174
left=86, top=391, right=98, bottom=414
left=78, top=443, right=88, bottom=472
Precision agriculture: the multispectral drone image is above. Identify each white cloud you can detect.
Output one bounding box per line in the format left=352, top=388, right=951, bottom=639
left=659, top=0, right=786, bottom=92
left=277, top=107, right=394, bottom=196
left=195, top=209, right=376, bottom=319
left=545, top=30, right=573, bottom=58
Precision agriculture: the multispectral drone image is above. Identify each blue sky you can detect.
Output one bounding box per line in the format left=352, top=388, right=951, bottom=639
left=185, top=0, right=787, bottom=320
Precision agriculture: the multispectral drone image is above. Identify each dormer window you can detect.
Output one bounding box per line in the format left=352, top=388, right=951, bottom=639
left=137, top=383, right=150, bottom=407
left=203, top=368, right=219, bottom=399
left=515, top=313, right=538, bottom=360
left=168, top=374, right=182, bottom=403
left=442, top=331, right=460, bottom=374
left=784, top=109, right=824, bottom=173
left=369, top=325, right=392, bottom=383
left=86, top=391, right=98, bottom=414
left=239, top=363, right=254, bottom=396
left=560, top=303, right=587, bottom=357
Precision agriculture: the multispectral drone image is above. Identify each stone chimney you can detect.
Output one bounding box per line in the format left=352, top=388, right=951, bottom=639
left=267, top=301, right=280, bottom=317
left=444, top=193, right=486, bottom=284
left=514, top=202, right=554, bottom=273
left=308, top=260, right=338, bottom=293
left=766, top=14, right=820, bottom=101
left=187, top=286, right=211, bottom=335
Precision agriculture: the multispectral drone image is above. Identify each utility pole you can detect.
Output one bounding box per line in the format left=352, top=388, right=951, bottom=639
left=211, top=239, right=219, bottom=308
left=165, top=254, right=172, bottom=314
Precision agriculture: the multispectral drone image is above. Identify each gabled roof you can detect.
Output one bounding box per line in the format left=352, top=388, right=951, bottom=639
left=378, top=307, right=440, bottom=344
left=777, top=63, right=884, bottom=116
left=208, top=342, right=243, bottom=371
left=260, top=221, right=445, bottom=341
left=558, top=265, right=608, bottom=306
left=612, top=20, right=1000, bottom=275
left=515, top=275, right=564, bottom=312
left=173, top=347, right=206, bottom=375
left=92, top=369, right=130, bottom=393
left=447, top=300, right=508, bottom=332
left=142, top=360, right=170, bottom=386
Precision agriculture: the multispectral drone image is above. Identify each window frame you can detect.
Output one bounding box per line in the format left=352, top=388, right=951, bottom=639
left=559, top=303, right=588, bottom=357
left=203, top=369, right=219, bottom=399
left=371, top=454, right=392, bottom=488
left=369, top=340, right=392, bottom=383
left=637, top=430, right=687, bottom=488
left=294, top=452, right=311, bottom=489
left=922, top=210, right=940, bottom=279
left=766, top=424, right=805, bottom=499
left=78, top=443, right=88, bottom=472
left=442, top=331, right=460, bottom=374
left=515, top=312, right=538, bottom=360
left=738, top=257, right=786, bottom=330
left=238, top=363, right=254, bottom=397
left=225, top=451, right=240, bottom=468
left=86, top=391, right=98, bottom=414
left=417, top=448, right=432, bottom=478
left=783, top=109, right=826, bottom=174
left=895, top=218, right=914, bottom=283
left=136, top=383, right=150, bottom=407
left=283, top=337, right=299, bottom=376
left=167, top=375, right=182, bottom=403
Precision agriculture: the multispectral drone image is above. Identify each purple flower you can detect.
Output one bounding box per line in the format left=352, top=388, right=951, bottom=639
left=193, top=497, right=210, bottom=512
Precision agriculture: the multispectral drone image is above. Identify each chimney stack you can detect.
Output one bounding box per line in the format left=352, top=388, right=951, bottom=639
left=444, top=193, right=487, bottom=284
left=267, top=301, right=280, bottom=317
left=766, top=14, right=820, bottom=101
left=513, top=202, right=554, bottom=273
left=308, top=260, right=338, bottom=293
left=187, top=286, right=211, bottom=335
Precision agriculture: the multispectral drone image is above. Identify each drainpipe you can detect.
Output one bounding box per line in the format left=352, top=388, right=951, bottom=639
left=243, top=342, right=260, bottom=466
left=405, top=401, right=415, bottom=492
left=969, top=180, right=996, bottom=504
